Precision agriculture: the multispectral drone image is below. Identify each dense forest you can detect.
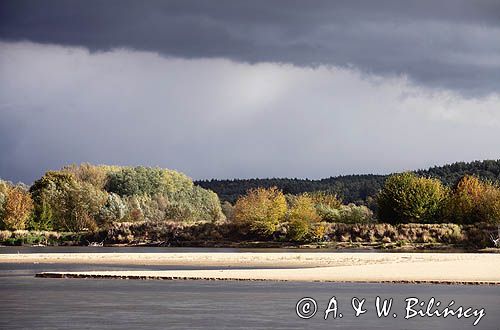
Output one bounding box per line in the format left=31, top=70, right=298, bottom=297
left=196, top=159, right=500, bottom=204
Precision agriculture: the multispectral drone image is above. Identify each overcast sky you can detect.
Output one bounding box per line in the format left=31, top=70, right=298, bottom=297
left=1, top=0, right=500, bottom=183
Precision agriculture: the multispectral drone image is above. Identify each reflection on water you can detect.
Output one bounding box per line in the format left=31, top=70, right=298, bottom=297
left=0, top=263, right=498, bottom=329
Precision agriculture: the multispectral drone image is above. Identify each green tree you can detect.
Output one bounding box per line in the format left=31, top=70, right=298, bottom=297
left=29, top=171, right=76, bottom=230
left=105, top=167, right=193, bottom=197
left=98, top=193, right=128, bottom=226
left=377, top=172, right=447, bottom=224
left=48, top=181, right=107, bottom=231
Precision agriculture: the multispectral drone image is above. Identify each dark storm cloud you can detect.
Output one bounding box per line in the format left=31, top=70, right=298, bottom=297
left=1, top=0, right=500, bottom=94
left=1, top=42, right=500, bottom=183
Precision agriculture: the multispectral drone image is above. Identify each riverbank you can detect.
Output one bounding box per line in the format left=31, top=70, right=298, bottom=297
left=1, top=221, right=498, bottom=250
left=2, top=252, right=499, bottom=284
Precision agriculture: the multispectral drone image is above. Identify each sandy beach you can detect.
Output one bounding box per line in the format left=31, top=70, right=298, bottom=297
left=2, top=252, right=500, bottom=284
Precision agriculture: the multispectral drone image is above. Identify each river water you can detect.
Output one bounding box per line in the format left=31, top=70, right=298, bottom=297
left=0, top=247, right=498, bottom=329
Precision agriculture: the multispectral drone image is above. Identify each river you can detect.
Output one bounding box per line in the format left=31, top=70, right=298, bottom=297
left=0, top=247, right=498, bottom=329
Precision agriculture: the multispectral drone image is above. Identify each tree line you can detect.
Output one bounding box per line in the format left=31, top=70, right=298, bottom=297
left=1, top=162, right=499, bottom=244
left=196, top=159, right=500, bottom=204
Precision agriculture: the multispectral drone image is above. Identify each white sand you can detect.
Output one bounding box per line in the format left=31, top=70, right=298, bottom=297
left=3, top=252, right=500, bottom=284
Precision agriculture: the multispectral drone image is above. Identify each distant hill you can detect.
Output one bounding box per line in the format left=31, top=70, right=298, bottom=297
left=195, top=159, right=500, bottom=204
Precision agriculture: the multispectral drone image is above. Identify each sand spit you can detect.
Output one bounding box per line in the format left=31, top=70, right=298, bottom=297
left=1, top=252, right=498, bottom=267
left=2, top=252, right=498, bottom=284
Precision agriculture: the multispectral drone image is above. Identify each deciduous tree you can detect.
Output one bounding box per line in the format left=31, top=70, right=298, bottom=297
left=233, top=187, right=287, bottom=235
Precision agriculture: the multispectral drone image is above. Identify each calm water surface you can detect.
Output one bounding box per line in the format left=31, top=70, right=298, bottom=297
left=0, top=247, right=498, bottom=329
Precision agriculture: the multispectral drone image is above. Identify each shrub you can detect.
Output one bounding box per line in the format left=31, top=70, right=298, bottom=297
left=377, top=172, right=447, bottom=224
left=233, top=187, right=287, bottom=235
left=334, top=204, right=373, bottom=223
left=311, top=222, right=328, bottom=241
left=315, top=204, right=339, bottom=222
left=221, top=201, right=235, bottom=220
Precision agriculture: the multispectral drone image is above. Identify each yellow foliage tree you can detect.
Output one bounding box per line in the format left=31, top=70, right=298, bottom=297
left=2, top=187, right=34, bottom=230
left=444, top=175, right=500, bottom=224
left=233, top=187, right=287, bottom=235
left=287, top=194, right=320, bottom=241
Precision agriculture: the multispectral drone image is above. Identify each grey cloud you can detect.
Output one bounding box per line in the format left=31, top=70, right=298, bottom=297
left=1, top=42, right=500, bottom=183
left=1, top=0, right=500, bottom=94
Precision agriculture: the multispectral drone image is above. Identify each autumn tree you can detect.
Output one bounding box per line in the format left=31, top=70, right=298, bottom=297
left=287, top=194, right=320, bottom=241
left=0, top=180, right=9, bottom=219
left=0, top=183, right=34, bottom=230
left=62, top=163, right=109, bottom=189
left=233, top=187, right=287, bottom=235
left=309, top=191, right=342, bottom=209
left=443, top=175, right=500, bottom=224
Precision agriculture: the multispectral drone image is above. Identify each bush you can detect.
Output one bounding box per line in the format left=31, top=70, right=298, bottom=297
left=315, top=204, right=339, bottom=222
left=233, top=187, right=287, bottom=235
left=377, top=172, right=447, bottom=224
left=333, top=204, right=373, bottom=223
left=221, top=201, right=235, bottom=220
